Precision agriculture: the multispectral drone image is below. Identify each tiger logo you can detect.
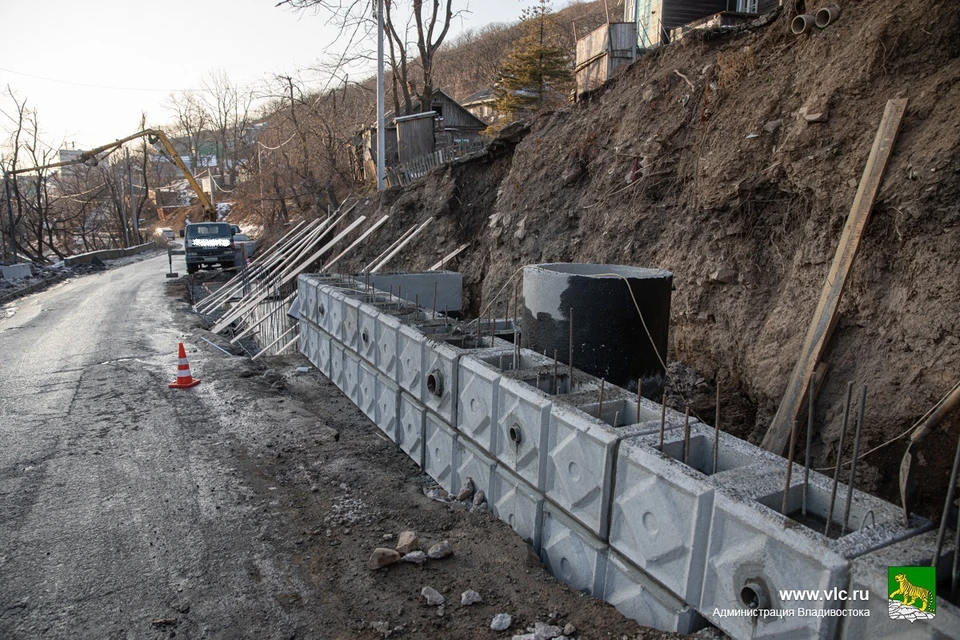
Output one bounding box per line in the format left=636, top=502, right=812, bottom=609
left=890, top=573, right=932, bottom=612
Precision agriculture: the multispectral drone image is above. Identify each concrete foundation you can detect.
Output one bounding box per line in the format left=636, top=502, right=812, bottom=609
left=366, top=271, right=463, bottom=313
left=295, top=273, right=939, bottom=640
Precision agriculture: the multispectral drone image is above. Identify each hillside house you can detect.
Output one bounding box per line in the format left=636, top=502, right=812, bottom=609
left=624, top=0, right=782, bottom=48
left=462, top=88, right=501, bottom=125
left=360, top=89, right=487, bottom=183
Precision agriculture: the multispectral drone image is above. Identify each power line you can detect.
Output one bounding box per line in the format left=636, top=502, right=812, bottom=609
left=0, top=66, right=199, bottom=93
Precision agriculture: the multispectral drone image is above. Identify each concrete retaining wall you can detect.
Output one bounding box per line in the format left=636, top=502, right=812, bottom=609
left=296, top=273, right=952, bottom=639
left=63, top=241, right=157, bottom=266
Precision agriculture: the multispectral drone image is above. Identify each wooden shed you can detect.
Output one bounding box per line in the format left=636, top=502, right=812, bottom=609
left=575, top=22, right=638, bottom=95
left=395, top=112, right=436, bottom=163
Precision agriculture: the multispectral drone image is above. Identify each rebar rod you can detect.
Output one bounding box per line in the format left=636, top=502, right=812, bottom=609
left=683, top=407, right=691, bottom=465
left=714, top=380, right=720, bottom=475
left=825, top=382, right=854, bottom=536
left=933, top=432, right=960, bottom=571
left=597, top=379, right=605, bottom=418
left=803, top=378, right=814, bottom=517
left=659, top=392, right=667, bottom=452
left=782, top=419, right=799, bottom=515
left=841, top=385, right=868, bottom=536
left=568, top=307, right=574, bottom=382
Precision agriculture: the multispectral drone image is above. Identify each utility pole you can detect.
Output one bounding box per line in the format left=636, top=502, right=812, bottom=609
left=4, top=172, right=17, bottom=261
left=114, top=164, right=130, bottom=248
left=125, top=147, right=139, bottom=244
left=376, top=0, right=386, bottom=191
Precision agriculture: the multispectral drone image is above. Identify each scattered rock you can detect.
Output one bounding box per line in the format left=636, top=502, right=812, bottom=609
left=461, top=589, right=481, bottom=605
left=491, top=613, right=512, bottom=632
left=709, top=268, right=737, bottom=284
left=421, top=586, right=445, bottom=606
left=456, top=477, right=475, bottom=502
left=472, top=490, right=485, bottom=506
left=401, top=551, right=427, bottom=565
left=763, top=119, right=783, bottom=133
left=427, top=540, right=453, bottom=559
left=514, top=218, right=527, bottom=241
left=382, top=533, right=394, bottom=541
left=533, top=621, right=565, bottom=639
left=563, top=623, right=576, bottom=636
left=396, top=530, right=419, bottom=554
left=367, top=548, right=401, bottom=570
left=799, top=106, right=829, bottom=123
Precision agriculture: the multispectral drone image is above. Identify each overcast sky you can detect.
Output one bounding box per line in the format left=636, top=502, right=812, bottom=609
left=0, top=0, right=549, bottom=153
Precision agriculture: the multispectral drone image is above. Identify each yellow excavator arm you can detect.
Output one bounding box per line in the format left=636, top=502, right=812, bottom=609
left=12, top=128, right=217, bottom=221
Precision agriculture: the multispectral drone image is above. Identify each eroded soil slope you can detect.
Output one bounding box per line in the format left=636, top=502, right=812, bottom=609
left=334, top=0, right=960, bottom=520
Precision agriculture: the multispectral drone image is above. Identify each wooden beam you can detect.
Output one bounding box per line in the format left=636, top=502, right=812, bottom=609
left=211, top=216, right=367, bottom=333
left=322, top=215, right=390, bottom=272
left=429, top=243, right=469, bottom=271
left=762, top=98, right=907, bottom=454
left=363, top=223, right=418, bottom=274
left=371, top=218, right=433, bottom=273
left=252, top=324, right=298, bottom=360
left=229, top=291, right=297, bottom=344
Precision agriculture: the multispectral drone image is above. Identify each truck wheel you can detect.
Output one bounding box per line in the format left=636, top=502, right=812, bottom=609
left=187, top=264, right=199, bottom=274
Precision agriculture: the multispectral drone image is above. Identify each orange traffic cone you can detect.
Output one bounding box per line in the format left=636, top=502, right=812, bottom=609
left=168, top=342, right=201, bottom=389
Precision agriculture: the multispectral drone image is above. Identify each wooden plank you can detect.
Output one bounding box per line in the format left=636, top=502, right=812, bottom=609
left=371, top=218, right=433, bottom=273
left=363, top=223, right=418, bottom=273
left=230, top=291, right=297, bottom=344
left=211, top=216, right=366, bottom=334
left=429, top=243, right=469, bottom=271
left=322, top=215, right=390, bottom=272
left=762, top=98, right=908, bottom=454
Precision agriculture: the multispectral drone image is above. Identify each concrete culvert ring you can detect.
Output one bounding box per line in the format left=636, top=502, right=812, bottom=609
left=509, top=423, right=523, bottom=445
left=740, top=580, right=770, bottom=610
left=791, top=14, right=816, bottom=34
left=427, top=370, right=443, bottom=396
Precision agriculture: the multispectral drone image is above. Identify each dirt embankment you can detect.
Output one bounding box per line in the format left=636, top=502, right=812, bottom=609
left=331, top=0, right=960, bottom=520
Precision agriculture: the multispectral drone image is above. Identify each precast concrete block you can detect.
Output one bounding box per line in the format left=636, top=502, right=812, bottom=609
left=540, top=502, right=607, bottom=597
left=329, top=342, right=345, bottom=389
left=374, top=311, right=402, bottom=378
left=375, top=376, right=400, bottom=443
left=0, top=263, right=33, bottom=280
left=325, top=287, right=349, bottom=344
left=396, top=324, right=425, bottom=397
left=342, top=351, right=361, bottom=405
left=842, top=530, right=958, bottom=639
left=298, top=318, right=317, bottom=362
left=315, top=329, right=332, bottom=378
left=365, top=271, right=463, bottom=313
left=603, top=550, right=706, bottom=634
left=424, top=412, right=456, bottom=493
left=421, top=338, right=460, bottom=427
left=357, top=301, right=379, bottom=365
left=608, top=431, right=715, bottom=607
left=491, top=465, right=543, bottom=552
left=544, top=404, right=619, bottom=539
left=453, top=436, right=496, bottom=503
left=398, top=392, right=425, bottom=467
left=494, top=376, right=552, bottom=490
left=342, top=296, right=362, bottom=354
left=297, top=276, right=319, bottom=325
left=457, top=353, right=511, bottom=452
left=700, top=487, right=851, bottom=639
left=357, top=361, right=378, bottom=422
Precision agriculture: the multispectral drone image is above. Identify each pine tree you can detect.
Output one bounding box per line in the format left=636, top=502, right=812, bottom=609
left=494, top=0, right=573, bottom=120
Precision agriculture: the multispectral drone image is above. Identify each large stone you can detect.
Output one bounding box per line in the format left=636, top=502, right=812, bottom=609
left=367, top=548, right=401, bottom=570
left=396, top=530, right=419, bottom=554
left=401, top=551, right=426, bottom=565
left=461, top=589, right=482, bottom=606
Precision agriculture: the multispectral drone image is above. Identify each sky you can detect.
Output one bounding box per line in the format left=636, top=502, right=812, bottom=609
left=0, top=0, right=543, bottom=154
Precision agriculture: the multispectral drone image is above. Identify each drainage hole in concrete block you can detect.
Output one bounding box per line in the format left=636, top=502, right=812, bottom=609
left=756, top=484, right=877, bottom=539
left=661, top=435, right=757, bottom=476
left=579, top=398, right=659, bottom=427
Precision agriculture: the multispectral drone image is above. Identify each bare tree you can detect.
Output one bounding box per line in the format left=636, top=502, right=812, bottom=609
left=165, top=91, right=208, bottom=173
left=199, top=70, right=255, bottom=187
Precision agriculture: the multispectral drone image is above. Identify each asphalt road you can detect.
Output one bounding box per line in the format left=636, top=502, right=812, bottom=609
left=0, top=255, right=314, bottom=639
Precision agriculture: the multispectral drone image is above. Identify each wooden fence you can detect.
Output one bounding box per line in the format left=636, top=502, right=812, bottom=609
left=387, top=139, right=487, bottom=188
